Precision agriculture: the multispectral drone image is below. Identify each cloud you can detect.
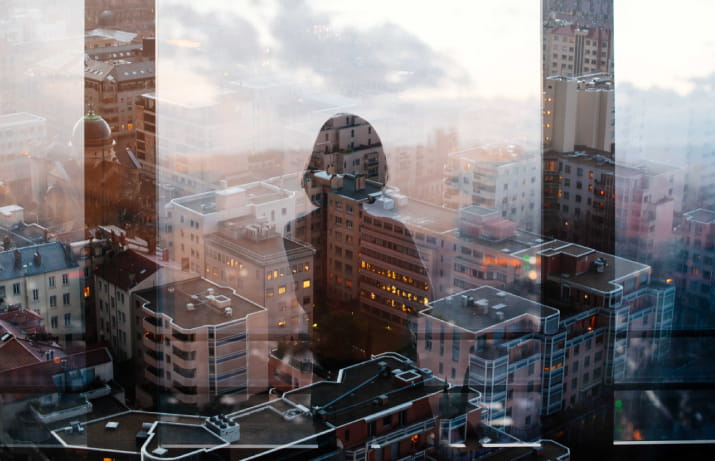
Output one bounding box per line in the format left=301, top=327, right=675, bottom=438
left=270, top=0, right=470, bottom=94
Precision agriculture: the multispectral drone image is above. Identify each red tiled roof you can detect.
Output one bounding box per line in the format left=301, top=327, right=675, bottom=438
left=0, top=338, right=42, bottom=372
left=0, top=347, right=112, bottom=394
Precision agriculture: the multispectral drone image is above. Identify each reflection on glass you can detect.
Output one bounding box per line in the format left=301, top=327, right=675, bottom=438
left=2, top=0, right=715, bottom=460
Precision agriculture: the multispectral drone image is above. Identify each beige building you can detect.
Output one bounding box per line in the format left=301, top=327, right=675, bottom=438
left=135, top=277, right=268, bottom=407
left=204, top=218, right=315, bottom=342
left=543, top=75, right=614, bottom=153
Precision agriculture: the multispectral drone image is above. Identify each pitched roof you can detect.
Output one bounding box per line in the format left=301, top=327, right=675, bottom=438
left=0, top=242, right=78, bottom=282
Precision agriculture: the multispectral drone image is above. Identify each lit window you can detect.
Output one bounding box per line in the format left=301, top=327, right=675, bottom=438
left=303, top=280, right=311, bottom=288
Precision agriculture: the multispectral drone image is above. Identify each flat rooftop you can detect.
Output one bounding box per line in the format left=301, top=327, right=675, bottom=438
left=330, top=175, right=383, bottom=201
left=365, top=195, right=458, bottom=234
left=685, top=208, right=715, bottom=224
left=283, top=355, right=472, bottom=427
left=518, top=240, right=649, bottom=293
left=174, top=182, right=291, bottom=214
left=228, top=398, right=328, bottom=447
left=53, top=410, right=206, bottom=455
left=207, top=232, right=313, bottom=265
left=423, top=286, right=559, bottom=333
left=0, top=112, right=46, bottom=127
left=452, top=228, right=548, bottom=254
left=135, top=277, right=264, bottom=329
left=449, top=146, right=532, bottom=164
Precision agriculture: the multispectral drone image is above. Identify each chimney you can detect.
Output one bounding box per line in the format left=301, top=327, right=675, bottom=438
left=13, top=250, right=21, bottom=269
left=142, top=37, right=155, bottom=59
left=33, top=251, right=41, bottom=266
left=354, top=174, right=366, bottom=192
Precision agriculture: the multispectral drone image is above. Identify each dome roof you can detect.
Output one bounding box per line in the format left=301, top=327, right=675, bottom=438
left=71, top=110, right=113, bottom=149
left=98, top=10, right=115, bottom=27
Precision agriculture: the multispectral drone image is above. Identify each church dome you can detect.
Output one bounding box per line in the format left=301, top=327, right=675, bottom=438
left=71, top=110, right=113, bottom=150
left=98, top=10, right=115, bottom=28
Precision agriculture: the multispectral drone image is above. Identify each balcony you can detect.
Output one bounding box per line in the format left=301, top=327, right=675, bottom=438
left=173, top=364, right=197, bottom=379
left=30, top=396, right=92, bottom=425
left=172, top=346, right=197, bottom=361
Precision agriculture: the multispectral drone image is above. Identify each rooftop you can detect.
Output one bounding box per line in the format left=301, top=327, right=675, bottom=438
left=94, top=250, right=159, bottom=291
left=0, top=242, right=77, bottom=282
left=518, top=240, right=649, bottom=293
left=207, top=229, right=313, bottom=266
left=0, top=112, right=46, bottom=127
left=364, top=194, right=458, bottom=234
left=134, top=277, right=265, bottom=330
left=283, top=354, right=475, bottom=427
left=53, top=410, right=206, bottom=456
left=422, top=286, right=559, bottom=333
left=449, top=146, right=534, bottom=165
left=0, top=347, right=112, bottom=394
left=684, top=208, right=715, bottom=224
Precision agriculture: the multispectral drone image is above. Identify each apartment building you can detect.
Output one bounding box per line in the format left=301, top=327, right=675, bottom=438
left=448, top=205, right=548, bottom=294
left=544, top=149, right=684, bottom=260
left=359, top=193, right=456, bottom=336
left=84, top=58, right=155, bottom=142
left=444, top=146, right=541, bottom=232
left=164, top=180, right=298, bottom=274
left=543, top=75, right=614, bottom=153
left=543, top=150, right=615, bottom=253
left=420, top=240, right=674, bottom=437
left=311, top=113, right=386, bottom=183
left=204, top=217, right=315, bottom=341
left=135, top=277, right=268, bottom=408
left=419, top=286, right=559, bottom=437
left=0, top=243, right=83, bottom=342
left=50, top=353, right=570, bottom=460
left=543, top=24, right=611, bottom=78
left=94, top=250, right=160, bottom=361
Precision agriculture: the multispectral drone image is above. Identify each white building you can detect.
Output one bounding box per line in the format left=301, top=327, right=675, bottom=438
left=444, top=146, right=541, bottom=232
left=164, top=179, right=301, bottom=274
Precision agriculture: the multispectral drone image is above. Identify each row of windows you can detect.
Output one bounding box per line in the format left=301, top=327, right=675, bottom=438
left=50, top=313, right=72, bottom=328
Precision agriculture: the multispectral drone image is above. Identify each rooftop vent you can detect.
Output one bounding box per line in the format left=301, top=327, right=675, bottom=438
left=186, top=303, right=195, bottom=311
left=105, top=421, right=119, bottom=430
left=152, top=447, right=168, bottom=456
left=394, top=370, right=422, bottom=387
left=491, top=303, right=506, bottom=310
